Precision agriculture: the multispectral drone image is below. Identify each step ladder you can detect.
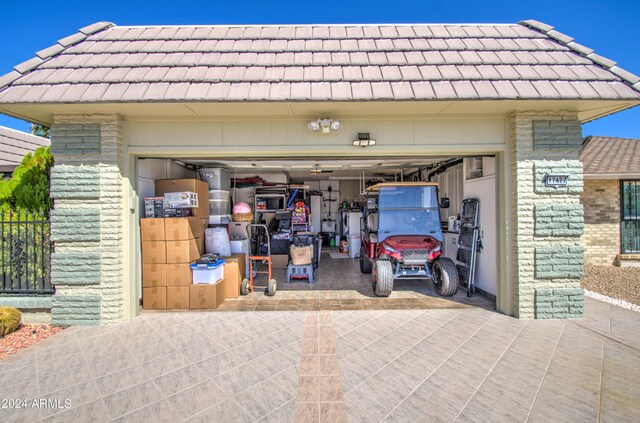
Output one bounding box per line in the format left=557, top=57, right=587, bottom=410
left=455, top=198, right=481, bottom=297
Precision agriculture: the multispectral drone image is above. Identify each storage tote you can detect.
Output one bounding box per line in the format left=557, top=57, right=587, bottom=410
left=190, top=260, right=225, bottom=284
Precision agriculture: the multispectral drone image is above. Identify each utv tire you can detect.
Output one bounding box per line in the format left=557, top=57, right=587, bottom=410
left=359, top=246, right=372, bottom=274
left=241, top=278, right=250, bottom=295
left=372, top=260, right=393, bottom=297
left=266, top=279, right=277, bottom=296
left=432, top=257, right=459, bottom=297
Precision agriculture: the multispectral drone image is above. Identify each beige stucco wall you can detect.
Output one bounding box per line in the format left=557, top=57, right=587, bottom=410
left=124, top=116, right=507, bottom=156
left=582, top=179, right=620, bottom=266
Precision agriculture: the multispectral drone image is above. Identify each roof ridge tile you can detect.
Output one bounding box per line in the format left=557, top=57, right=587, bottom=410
left=0, top=21, right=114, bottom=93
left=546, top=30, right=574, bottom=44
left=57, top=32, right=88, bottom=48
left=79, top=22, right=114, bottom=36
left=14, top=57, right=44, bottom=74
left=518, top=19, right=640, bottom=94
left=609, top=66, right=640, bottom=85
left=519, top=20, right=554, bottom=33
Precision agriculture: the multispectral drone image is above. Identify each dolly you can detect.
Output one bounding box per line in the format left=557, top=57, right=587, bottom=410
left=241, top=224, right=277, bottom=296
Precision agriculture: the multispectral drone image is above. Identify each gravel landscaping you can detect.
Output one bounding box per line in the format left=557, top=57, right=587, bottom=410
left=581, top=265, right=640, bottom=307
left=0, top=324, right=63, bottom=360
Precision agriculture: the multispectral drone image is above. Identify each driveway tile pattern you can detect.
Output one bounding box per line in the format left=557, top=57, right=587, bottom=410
left=0, top=299, right=640, bottom=423
left=1, top=301, right=639, bottom=421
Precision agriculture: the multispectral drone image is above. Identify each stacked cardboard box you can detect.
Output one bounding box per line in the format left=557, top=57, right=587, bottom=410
left=141, top=217, right=204, bottom=310
left=155, top=179, right=209, bottom=219
left=141, top=176, right=248, bottom=311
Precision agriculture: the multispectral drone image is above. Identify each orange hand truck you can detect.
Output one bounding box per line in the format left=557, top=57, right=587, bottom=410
left=241, top=224, right=277, bottom=296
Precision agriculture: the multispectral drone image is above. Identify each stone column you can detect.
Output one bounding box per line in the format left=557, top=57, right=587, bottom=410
left=49, top=114, right=124, bottom=325
left=509, top=112, right=585, bottom=319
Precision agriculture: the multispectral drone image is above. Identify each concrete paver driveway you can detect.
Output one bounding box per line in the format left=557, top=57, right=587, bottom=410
left=1, top=298, right=639, bottom=422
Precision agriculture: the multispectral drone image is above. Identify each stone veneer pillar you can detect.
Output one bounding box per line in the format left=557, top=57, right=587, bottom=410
left=49, top=114, right=124, bottom=325
left=509, top=112, right=585, bottom=319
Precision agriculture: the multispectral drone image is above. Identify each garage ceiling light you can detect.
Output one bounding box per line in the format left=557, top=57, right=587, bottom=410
left=261, top=165, right=284, bottom=169
left=308, top=118, right=342, bottom=133
left=309, top=164, right=333, bottom=174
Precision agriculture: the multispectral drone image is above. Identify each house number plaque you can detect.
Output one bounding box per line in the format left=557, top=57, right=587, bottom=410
left=544, top=174, right=569, bottom=187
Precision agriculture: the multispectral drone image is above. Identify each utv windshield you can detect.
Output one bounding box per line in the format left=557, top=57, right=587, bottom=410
left=377, top=185, right=443, bottom=242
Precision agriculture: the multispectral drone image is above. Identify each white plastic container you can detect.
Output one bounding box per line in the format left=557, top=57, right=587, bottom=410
left=190, top=260, right=225, bottom=284
left=200, top=168, right=230, bottom=191
left=209, top=199, right=230, bottom=215
left=230, top=238, right=249, bottom=254
left=209, top=190, right=230, bottom=200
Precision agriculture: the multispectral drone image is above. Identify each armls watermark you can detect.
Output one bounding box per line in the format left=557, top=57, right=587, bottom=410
left=1, top=398, right=71, bottom=409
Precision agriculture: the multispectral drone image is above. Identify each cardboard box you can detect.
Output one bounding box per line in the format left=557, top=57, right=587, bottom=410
left=164, top=191, right=199, bottom=208
left=163, top=207, right=193, bottom=218
left=271, top=254, right=289, bottom=269
left=144, top=197, right=165, bottom=218
left=142, top=241, right=166, bottom=264
left=164, top=217, right=205, bottom=241
left=140, top=218, right=165, bottom=241
left=166, top=238, right=200, bottom=264
left=166, top=286, right=190, bottom=309
left=166, top=263, right=192, bottom=286
left=290, top=245, right=313, bottom=265
left=220, top=254, right=246, bottom=298
left=196, top=236, right=205, bottom=255
left=189, top=284, right=223, bottom=309
left=143, top=264, right=166, bottom=287
left=156, top=179, right=209, bottom=219
left=143, top=287, right=166, bottom=310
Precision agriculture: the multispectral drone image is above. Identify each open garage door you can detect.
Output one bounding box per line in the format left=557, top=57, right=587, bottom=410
left=135, top=154, right=498, bottom=312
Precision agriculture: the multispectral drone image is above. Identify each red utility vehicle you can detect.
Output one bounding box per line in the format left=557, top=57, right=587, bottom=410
left=359, top=182, right=459, bottom=297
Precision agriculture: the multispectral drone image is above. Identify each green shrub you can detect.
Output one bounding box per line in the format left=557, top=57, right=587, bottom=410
left=0, top=146, right=53, bottom=214
left=0, top=306, right=22, bottom=337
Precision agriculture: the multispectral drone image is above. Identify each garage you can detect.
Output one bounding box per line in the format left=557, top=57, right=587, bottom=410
left=136, top=153, right=498, bottom=312
left=2, top=20, right=638, bottom=323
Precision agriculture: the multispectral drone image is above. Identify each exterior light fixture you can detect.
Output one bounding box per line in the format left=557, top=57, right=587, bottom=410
left=353, top=132, right=376, bottom=148
left=308, top=118, right=342, bottom=133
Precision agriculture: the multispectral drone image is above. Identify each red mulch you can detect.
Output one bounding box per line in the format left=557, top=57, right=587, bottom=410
left=0, top=325, right=64, bottom=360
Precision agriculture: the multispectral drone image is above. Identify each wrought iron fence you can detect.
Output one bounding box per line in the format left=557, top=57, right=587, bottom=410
left=621, top=180, right=640, bottom=254
left=0, top=211, right=53, bottom=295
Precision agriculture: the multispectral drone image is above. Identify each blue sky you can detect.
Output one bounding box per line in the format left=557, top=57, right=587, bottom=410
left=0, top=0, right=638, bottom=137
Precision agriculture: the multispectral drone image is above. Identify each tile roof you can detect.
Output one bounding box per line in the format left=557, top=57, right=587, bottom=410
left=0, top=20, right=639, bottom=103
left=580, top=136, right=640, bottom=175
left=0, top=126, right=50, bottom=170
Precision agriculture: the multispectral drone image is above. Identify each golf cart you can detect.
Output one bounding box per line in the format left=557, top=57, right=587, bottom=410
left=359, top=182, right=459, bottom=297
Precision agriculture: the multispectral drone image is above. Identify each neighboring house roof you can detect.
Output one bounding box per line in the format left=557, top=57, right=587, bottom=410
left=581, top=135, right=640, bottom=177
left=0, top=126, right=50, bottom=171
left=0, top=20, right=638, bottom=103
